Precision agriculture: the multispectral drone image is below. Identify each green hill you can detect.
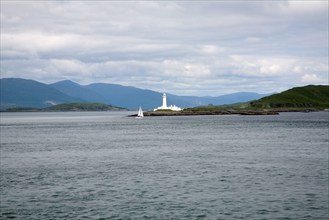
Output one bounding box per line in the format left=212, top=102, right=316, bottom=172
left=183, top=85, right=329, bottom=113
left=250, top=85, right=329, bottom=109
left=5, top=102, right=126, bottom=112
left=46, top=103, right=126, bottom=111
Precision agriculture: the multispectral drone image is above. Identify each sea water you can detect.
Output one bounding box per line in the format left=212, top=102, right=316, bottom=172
left=0, top=111, right=328, bottom=219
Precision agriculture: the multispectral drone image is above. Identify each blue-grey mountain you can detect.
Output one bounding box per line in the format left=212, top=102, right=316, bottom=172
left=0, top=78, right=83, bottom=110
left=50, top=80, right=102, bottom=103
left=51, top=80, right=269, bottom=109
left=1, top=78, right=270, bottom=110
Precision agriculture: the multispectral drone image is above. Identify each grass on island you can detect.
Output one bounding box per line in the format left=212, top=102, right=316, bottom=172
left=47, top=102, right=122, bottom=111
left=4, top=102, right=126, bottom=112
left=182, top=103, right=251, bottom=112
left=184, top=85, right=329, bottom=112
left=250, top=85, right=329, bottom=109
left=154, top=109, right=174, bottom=112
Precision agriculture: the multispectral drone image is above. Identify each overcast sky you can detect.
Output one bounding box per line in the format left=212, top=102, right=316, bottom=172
left=1, top=1, right=328, bottom=96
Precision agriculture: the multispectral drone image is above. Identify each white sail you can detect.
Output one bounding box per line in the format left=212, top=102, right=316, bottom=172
left=137, top=107, right=144, bottom=118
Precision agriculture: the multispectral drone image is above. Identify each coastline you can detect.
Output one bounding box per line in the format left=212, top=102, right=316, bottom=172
left=129, top=110, right=279, bottom=117
left=128, top=108, right=327, bottom=117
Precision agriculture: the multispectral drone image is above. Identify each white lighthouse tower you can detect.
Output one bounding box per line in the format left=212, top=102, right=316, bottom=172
left=162, top=93, right=167, bottom=108
left=154, top=93, right=182, bottom=111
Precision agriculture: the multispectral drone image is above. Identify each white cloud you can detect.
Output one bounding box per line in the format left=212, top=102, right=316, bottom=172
left=50, top=59, right=89, bottom=75
left=162, top=60, right=211, bottom=78
left=184, top=64, right=211, bottom=77
left=244, top=37, right=262, bottom=43
left=287, top=0, right=328, bottom=14
left=200, top=45, right=224, bottom=54
left=229, top=55, right=297, bottom=77
left=301, top=74, right=320, bottom=83
left=1, top=32, right=81, bottom=56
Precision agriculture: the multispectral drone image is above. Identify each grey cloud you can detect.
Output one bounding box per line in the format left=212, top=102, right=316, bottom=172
left=1, top=1, right=328, bottom=96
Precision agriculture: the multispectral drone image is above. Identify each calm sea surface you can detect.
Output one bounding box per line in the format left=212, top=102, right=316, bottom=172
left=1, top=111, right=328, bottom=219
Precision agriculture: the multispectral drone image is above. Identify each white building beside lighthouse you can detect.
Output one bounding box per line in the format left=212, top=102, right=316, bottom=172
left=154, top=93, right=182, bottom=111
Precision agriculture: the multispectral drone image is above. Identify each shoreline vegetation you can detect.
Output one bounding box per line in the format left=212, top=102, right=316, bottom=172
left=4, top=105, right=326, bottom=116
left=2, top=103, right=126, bottom=112
left=3, top=103, right=326, bottom=116
left=129, top=108, right=328, bottom=117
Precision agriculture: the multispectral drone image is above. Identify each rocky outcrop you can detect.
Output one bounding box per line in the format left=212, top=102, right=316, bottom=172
left=129, top=110, right=279, bottom=117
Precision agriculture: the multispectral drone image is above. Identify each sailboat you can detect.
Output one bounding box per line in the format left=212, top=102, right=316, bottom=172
left=136, top=106, right=144, bottom=119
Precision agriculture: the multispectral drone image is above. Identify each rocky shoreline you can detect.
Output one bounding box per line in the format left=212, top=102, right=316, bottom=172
left=128, top=108, right=326, bottom=117
left=129, top=110, right=280, bottom=117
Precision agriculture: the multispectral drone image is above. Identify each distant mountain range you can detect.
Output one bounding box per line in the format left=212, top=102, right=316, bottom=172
left=0, top=78, right=270, bottom=110
left=0, top=78, right=83, bottom=110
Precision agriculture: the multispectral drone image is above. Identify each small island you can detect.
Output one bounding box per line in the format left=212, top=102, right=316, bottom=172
left=130, top=108, right=279, bottom=117
left=130, top=85, right=329, bottom=117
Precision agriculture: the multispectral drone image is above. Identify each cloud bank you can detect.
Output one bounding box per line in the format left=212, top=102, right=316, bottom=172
left=1, top=1, right=328, bottom=95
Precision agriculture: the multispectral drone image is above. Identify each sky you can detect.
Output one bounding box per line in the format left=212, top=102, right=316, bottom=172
left=1, top=0, right=328, bottom=96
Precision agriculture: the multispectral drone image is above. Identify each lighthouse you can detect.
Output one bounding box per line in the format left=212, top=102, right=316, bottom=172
left=162, top=93, right=167, bottom=108
left=154, top=93, right=182, bottom=111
